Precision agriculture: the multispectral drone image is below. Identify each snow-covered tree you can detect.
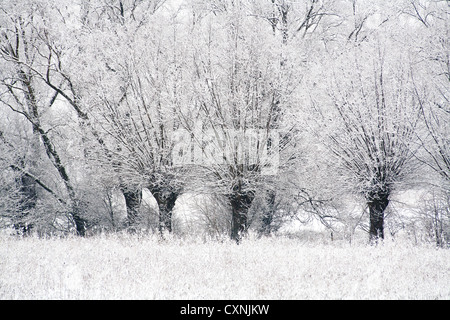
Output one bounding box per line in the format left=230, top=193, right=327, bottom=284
left=0, top=1, right=88, bottom=235
left=182, top=0, right=298, bottom=242
left=77, top=0, right=191, bottom=233
left=308, top=39, right=422, bottom=241
left=405, top=0, right=450, bottom=188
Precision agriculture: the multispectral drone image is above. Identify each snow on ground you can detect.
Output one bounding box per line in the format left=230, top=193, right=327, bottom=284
left=0, top=234, right=448, bottom=300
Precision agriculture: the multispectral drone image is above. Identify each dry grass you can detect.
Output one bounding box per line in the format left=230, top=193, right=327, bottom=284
left=0, top=234, right=448, bottom=299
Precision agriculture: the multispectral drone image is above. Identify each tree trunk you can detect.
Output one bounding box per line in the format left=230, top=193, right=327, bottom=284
left=4, top=27, right=87, bottom=236
left=14, top=170, right=37, bottom=235
left=367, top=193, right=389, bottom=242
left=123, top=189, right=142, bottom=227
left=39, top=127, right=86, bottom=236
left=71, top=201, right=86, bottom=236
left=152, top=190, right=178, bottom=234
left=260, top=189, right=276, bottom=235
left=229, top=190, right=255, bottom=243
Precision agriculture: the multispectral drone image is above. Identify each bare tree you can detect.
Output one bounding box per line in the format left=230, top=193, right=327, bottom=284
left=309, top=42, right=421, bottom=242
left=407, top=0, right=450, bottom=188
left=183, top=0, right=296, bottom=242
left=81, top=0, right=189, bottom=234
left=0, top=3, right=87, bottom=235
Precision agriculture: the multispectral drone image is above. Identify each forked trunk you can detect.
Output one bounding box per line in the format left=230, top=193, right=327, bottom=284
left=152, top=190, right=178, bottom=234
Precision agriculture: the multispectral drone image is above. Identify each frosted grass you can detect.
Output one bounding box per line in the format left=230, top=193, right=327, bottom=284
left=0, top=234, right=448, bottom=299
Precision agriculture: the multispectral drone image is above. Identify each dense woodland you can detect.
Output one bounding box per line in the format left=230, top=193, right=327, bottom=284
left=0, top=0, right=448, bottom=245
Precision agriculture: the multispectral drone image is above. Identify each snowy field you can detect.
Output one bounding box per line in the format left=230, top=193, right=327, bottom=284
left=0, top=234, right=448, bottom=300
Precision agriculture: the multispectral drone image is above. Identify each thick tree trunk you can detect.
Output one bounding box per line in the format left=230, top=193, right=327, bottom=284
left=367, top=192, right=389, bottom=242
left=152, top=190, right=178, bottom=234
left=123, top=189, right=142, bottom=227
left=229, top=190, right=255, bottom=243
